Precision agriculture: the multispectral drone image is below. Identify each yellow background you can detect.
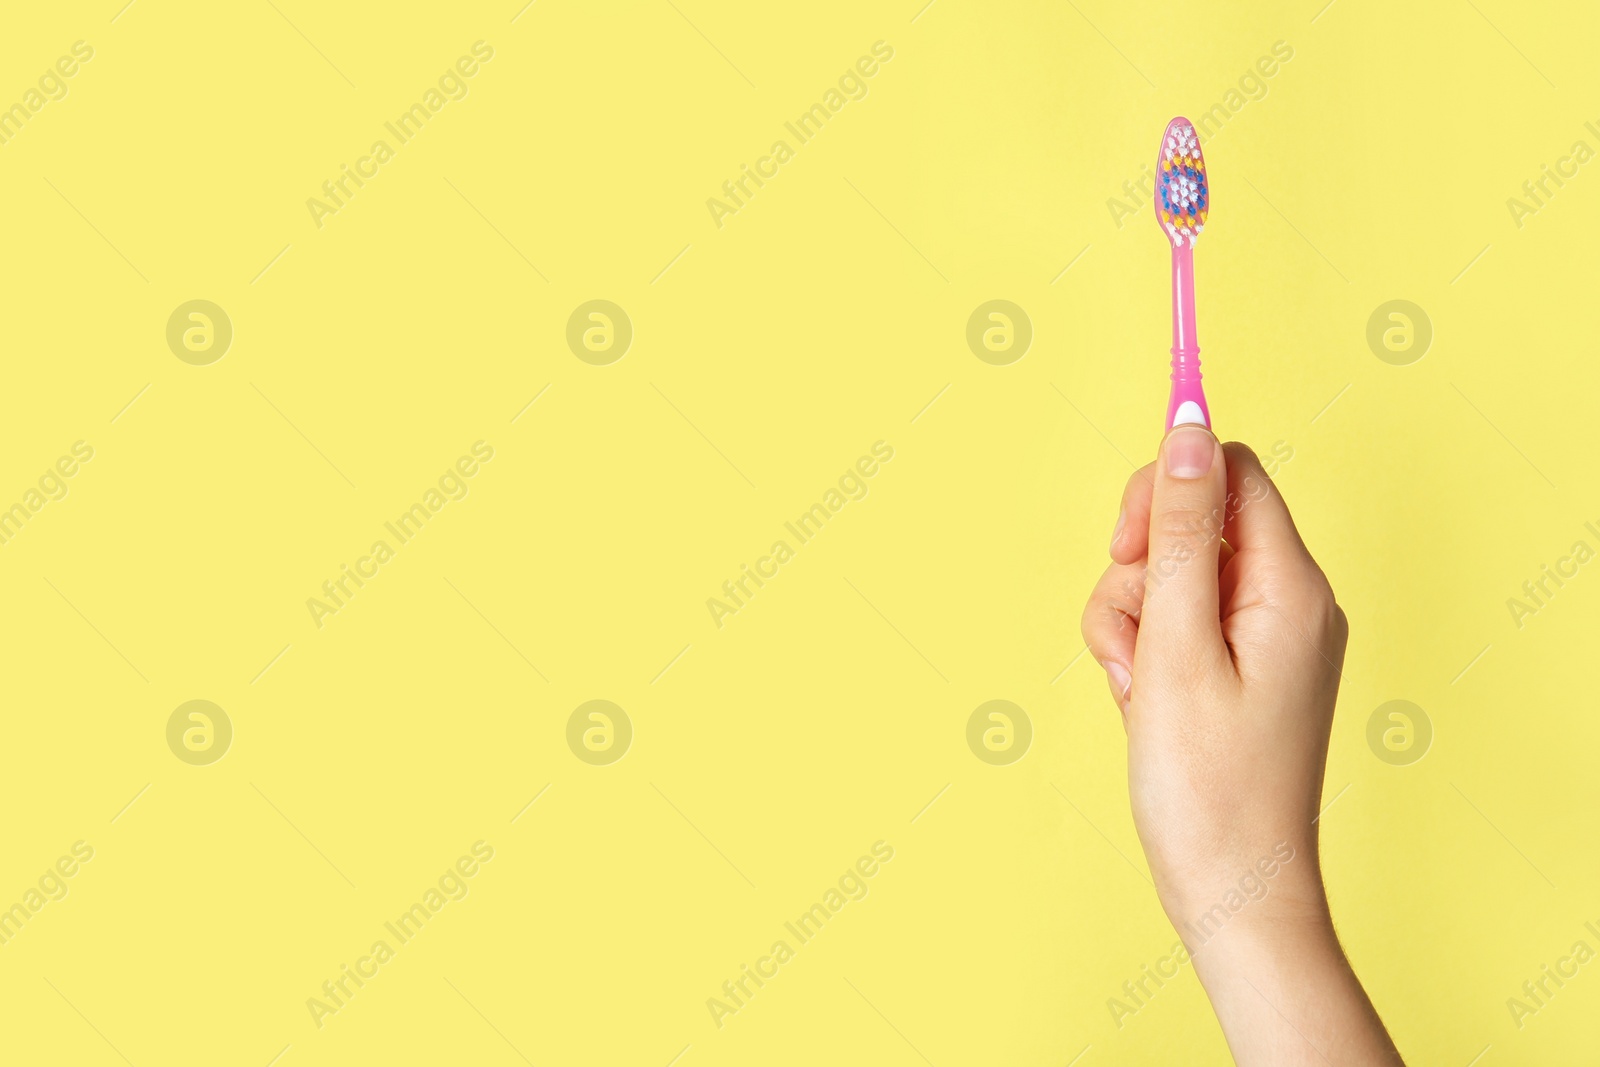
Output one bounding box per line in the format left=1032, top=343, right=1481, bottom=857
left=1, top=0, right=1596, bottom=1063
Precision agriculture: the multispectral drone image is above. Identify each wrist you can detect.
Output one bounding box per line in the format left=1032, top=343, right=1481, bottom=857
left=1155, top=839, right=1330, bottom=956
left=1173, top=896, right=1400, bottom=1066
left=1178, top=890, right=1338, bottom=975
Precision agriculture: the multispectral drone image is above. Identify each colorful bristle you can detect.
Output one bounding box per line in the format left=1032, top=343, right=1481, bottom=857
left=1155, top=118, right=1208, bottom=248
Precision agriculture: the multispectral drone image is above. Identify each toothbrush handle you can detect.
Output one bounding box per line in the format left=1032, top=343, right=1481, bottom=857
left=1166, top=244, right=1211, bottom=431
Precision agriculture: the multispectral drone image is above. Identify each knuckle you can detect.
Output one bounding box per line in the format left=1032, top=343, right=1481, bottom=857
left=1292, top=573, right=1343, bottom=635
left=1125, top=464, right=1156, bottom=499
left=1222, top=441, right=1276, bottom=490
left=1222, top=440, right=1260, bottom=465
left=1081, top=584, right=1141, bottom=649
left=1080, top=595, right=1109, bottom=645
left=1078, top=596, right=1115, bottom=637
left=1332, top=603, right=1350, bottom=643
left=1152, top=506, right=1220, bottom=556
left=1080, top=615, right=1112, bottom=657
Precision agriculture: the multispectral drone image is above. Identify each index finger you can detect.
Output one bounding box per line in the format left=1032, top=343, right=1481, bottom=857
left=1109, top=461, right=1157, bottom=565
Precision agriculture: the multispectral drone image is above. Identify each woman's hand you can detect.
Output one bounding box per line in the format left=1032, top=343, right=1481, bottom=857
left=1081, top=427, right=1402, bottom=1066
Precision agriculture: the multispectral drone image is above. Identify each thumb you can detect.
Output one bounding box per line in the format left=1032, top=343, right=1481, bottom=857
left=1139, top=425, right=1228, bottom=663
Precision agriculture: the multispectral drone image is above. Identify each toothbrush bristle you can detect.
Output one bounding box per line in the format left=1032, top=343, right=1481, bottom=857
left=1155, top=118, right=1208, bottom=248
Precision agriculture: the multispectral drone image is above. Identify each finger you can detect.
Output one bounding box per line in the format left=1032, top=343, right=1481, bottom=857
left=1139, top=425, right=1229, bottom=664
left=1217, top=443, right=1342, bottom=653
left=1116, top=477, right=1232, bottom=573
left=1110, top=464, right=1157, bottom=565
left=1109, top=461, right=1157, bottom=565
left=1081, top=560, right=1146, bottom=710
left=1219, top=442, right=1313, bottom=563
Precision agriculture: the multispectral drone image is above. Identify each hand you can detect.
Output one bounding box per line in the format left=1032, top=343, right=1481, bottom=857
left=1081, top=427, right=1401, bottom=1065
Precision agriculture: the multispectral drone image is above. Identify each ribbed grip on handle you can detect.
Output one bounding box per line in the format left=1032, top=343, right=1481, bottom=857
left=1166, top=245, right=1210, bottom=430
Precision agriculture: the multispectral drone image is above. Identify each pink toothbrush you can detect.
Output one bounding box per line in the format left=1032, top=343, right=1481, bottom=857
left=1155, top=117, right=1211, bottom=430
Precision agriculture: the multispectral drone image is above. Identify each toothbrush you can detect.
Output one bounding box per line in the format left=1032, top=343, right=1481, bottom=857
left=1155, top=116, right=1211, bottom=430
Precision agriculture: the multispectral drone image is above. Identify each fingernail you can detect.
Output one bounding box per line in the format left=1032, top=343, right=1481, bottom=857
left=1164, top=427, right=1215, bottom=479
left=1103, top=660, right=1132, bottom=702
left=1110, top=509, right=1126, bottom=551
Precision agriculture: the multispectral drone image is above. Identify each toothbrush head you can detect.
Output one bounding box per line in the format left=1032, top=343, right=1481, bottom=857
left=1155, top=117, right=1208, bottom=248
